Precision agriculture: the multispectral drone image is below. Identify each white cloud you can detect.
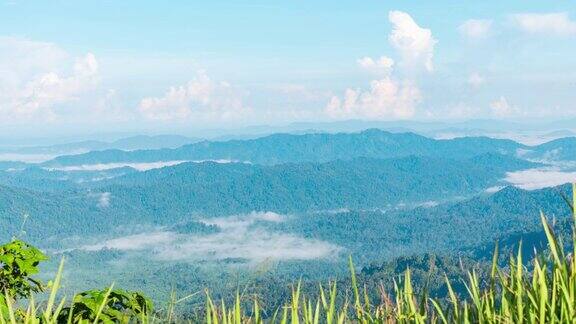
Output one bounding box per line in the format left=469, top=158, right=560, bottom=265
left=505, top=168, right=576, bottom=190
left=468, top=73, right=485, bottom=87
left=485, top=186, right=504, bottom=193
left=202, top=211, right=284, bottom=229
left=490, top=96, right=519, bottom=117
left=510, top=12, right=576, bottom=36
left=15, top=54, right=99, bottom=118
left=327, top=11, right=432, bottom=120
left=357, top=56, right=394, bottom=74
left=459, top=19, right=492, bottom=39
left=97, top=192, right=111, bottom=208
left=388, top=10, right=437, bottom=72
left=0, top=37, right=100, bottom=122
left=326, top=78, right=420, bottom=119
left=0, top=36, right=68, bottom=83
left=82, top=231, right=176, bottom=251
left=80, top=212, right=341, bottom=262
left=162, top=228, right=338, bottom=262
left=139, top=70, right=249, bottom=121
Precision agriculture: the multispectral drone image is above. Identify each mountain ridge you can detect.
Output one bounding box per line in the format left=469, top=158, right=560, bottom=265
left=41, top=129, right=531, bottom=167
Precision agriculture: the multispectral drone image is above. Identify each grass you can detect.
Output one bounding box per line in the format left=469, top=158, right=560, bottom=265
left=1, top=183, right=575, bottom=323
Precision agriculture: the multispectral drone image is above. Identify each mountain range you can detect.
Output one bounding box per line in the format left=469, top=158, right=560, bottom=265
left=41, top=129, right=526, bottom=167
left=0, top=153, right=539, bottom=246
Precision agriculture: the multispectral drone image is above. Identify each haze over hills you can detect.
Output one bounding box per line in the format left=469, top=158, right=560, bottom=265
left=0, top=135, right=200, bottom=158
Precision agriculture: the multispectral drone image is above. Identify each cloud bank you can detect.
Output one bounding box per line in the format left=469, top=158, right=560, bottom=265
left=505, top=169, right=576, bottom=190
left=80, top=212, right=341, bottom=262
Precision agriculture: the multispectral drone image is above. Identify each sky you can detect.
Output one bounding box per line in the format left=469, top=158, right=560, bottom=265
left=1, top=0, right=575, bottom=137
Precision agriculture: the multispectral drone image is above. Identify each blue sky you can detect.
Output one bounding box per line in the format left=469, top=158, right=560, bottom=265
left=1, top=0, right=575, bottom=135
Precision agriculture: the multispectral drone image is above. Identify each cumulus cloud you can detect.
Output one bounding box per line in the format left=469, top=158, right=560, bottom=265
left=0, top=37, right=100, bottom=122
left=510, top=12, right=576, bottom=36
left=326, top=11, right=432, bottom=120
left=139, top=70, right=249, bottom=121
left=357, top=56, right=394, bottom=74
left=0, top=36, right=68, bottom=83
left=388, top=10, right=437, bottom=72
left=79, top=212, right=340, bottom=262
left=490, top=96, right=519, bottom=117
left=325, top=79, right=420, bottom=119
left=459, top=19, right=493, bottom=39
left=14, top=54, right=99, bottom=118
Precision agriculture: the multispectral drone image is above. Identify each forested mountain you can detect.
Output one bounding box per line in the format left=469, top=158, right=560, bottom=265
left=0, top=161, right=28, bottom=171
left=0, top=166, right=137, bottom=192
left=263, top=184, right=572, bottom=263
left=41, top=129, right=527, bottom=167
left=0, top=184, right=157, bottom=245
left=0, top=153, right=541, bottom=247
left=45, top=183, right=573, bottom=305
left=96, top=154, right=537, bottom=216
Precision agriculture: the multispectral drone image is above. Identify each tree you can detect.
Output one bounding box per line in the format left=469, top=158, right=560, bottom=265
left=0, top=239, right=47, bottom=300
left=58, top=288, right=153, bottom=323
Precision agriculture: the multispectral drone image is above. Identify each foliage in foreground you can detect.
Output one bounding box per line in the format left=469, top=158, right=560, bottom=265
left=0, top=184, right=575, bottom=323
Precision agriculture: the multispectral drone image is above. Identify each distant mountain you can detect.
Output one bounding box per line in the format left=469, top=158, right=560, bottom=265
left=0, top=166, right=138, bottom=192
left=3, top=135, right=200, bottom=156
left=108, top=135, right=201, bottom=151
left=42, top=129, right=526, bottom=167
left=529, top=137, right=576, bottom=162
left=542, top=130, right=576, bottom=138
